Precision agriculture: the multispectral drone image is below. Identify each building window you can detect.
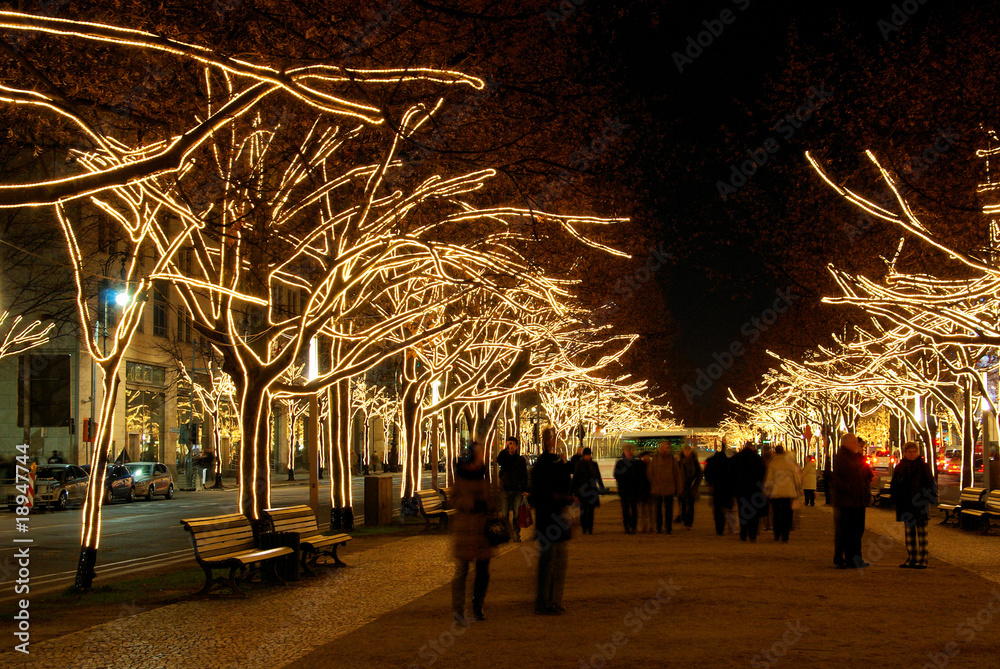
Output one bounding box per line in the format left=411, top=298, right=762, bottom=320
left=126, top=361, right=166, bottom=386
left=177, top=306, right=192, bottom=344
left=153, top=280, right=168, bottom=337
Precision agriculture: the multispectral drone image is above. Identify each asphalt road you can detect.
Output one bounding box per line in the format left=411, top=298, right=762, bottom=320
left=0, top=472, right=427, bottom=601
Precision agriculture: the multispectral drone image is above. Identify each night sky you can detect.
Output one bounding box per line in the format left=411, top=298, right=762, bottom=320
left=581, top=0, right=987, bottom=426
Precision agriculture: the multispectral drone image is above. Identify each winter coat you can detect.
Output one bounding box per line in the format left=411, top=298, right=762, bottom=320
left=678, top=453, right=703, bottom=499
left=731, top=447, right=766, bottom=500
left=831, top=447, right=873, bottom=508
left=497, top=449, right=528, bottom=492
left=764, top=454, right=803, bottom=500
left=647, top=451, right=682, bottom=496
left=890, top=457, right=938, bottom=523
left=530, top=452, right=573, bottom=543
left=451, top=463, right=495, bottom=561
left=801, top=461, right=817, bottom=490
left=614, top=455, right=645, bottom=497
left=572, top=458, right=605, bottom=508
left=703, top=450, right=733, bottom=500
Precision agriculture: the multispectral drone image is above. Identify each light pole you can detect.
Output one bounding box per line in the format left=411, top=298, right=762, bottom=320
left=307, top=337, right=320, bottom=523
left=431, top=380, right=441, bottom=490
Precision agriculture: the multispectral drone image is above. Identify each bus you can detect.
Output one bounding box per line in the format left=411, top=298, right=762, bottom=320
left=616, top=428, right=722, bottom=463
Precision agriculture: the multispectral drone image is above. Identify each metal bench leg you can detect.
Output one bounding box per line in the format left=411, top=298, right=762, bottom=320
left=269, top=558, right=288, bottom=586
left=300, top=550, right=317, bottom=577
left=330, top=544, right=347, bottom=568
left=226, top=565, right=248, bottom=598
left=197, top=565, right=217, bottom=596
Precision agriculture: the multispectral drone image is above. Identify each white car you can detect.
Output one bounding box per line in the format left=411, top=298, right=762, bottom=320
left=5, top=464, right=89, bottom=511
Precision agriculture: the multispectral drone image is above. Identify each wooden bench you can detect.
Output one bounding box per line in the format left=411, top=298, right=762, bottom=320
left=939, top=487, right=987, bottom=526
left=872, top=484, right=893, bottom=507
left=415, top=488, right=456, bottom=530
left=264, top=505, right=351, bottom=574
left=960, top=490, right=1000, bottom=534
left=180, top=513, right=295, bottom=597
left=437, top=486, right=454, bottom=508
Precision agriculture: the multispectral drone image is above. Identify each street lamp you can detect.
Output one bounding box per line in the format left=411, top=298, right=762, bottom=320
left=307, top=337, right=320, bottom=523
left=431, top=379, right=441, bottom=489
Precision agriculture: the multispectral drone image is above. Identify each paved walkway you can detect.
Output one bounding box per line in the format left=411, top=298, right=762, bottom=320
left=4, top=499, right=999, bottom=668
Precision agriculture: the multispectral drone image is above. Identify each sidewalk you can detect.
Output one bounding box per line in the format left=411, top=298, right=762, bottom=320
left=5, top=498, right=999, bottom=668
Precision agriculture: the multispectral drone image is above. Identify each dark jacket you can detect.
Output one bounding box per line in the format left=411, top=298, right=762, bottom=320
left=831, top=447, right=873, bottom=508
left=614, top=454, right=644, bottom=497
left=452, top=462, right=494, bottom=561
left=530, top=452, right=573, bottom=543
left=572, top=458, right=605, bottom=508
left=678, top=452, right=703, bottom=498
left=890, top=457, right=937, bottom=523
left=703, top=450, right=733, bottom=504
left=731, top=447, right=765, bottom=499
left=497, top=449, right=528, bottom=492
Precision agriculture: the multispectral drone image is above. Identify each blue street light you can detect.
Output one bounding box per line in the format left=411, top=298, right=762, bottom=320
left=114, top=291, right=129, bottom=307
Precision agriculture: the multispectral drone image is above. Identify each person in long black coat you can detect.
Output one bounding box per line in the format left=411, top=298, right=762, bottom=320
left=890, top=441, right=937, bottom=569
left=572, top=447, right=605, bottom=535
left=831, top=433, right=873, bottom=569
left=614, top=445, right=643, bottom=534
left=530, top=427, right=573, bottom=614
left=703, top=445, right=734, bottom=536
left=731, top=442, right=766, bottom=542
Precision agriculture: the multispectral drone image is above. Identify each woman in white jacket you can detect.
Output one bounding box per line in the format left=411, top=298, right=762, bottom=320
left=764, top=445, right=803, bottom=543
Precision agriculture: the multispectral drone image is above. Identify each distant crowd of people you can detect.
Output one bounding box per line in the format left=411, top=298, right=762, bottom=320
left=448, top=429, right=937, bottom=625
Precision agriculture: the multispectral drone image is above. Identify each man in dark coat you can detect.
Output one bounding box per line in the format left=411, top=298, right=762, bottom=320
left=572, top=447, right=605, bottom=535
left=677, top=444, right=703, bottom=529
left=703, top=444, right=734, bottom=536
left=890, top=441, right=937, bottom=569
left=732, top=442, right=766, bottom=542
left=497, top=436, right=529, bottom=542
left=530, top=427, right=573, bottom=614
left=832, top=433, right=873, bottom=569
left=614, top=445, right=642, bottom=534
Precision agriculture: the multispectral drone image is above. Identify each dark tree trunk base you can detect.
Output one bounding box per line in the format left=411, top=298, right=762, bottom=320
left=75, top=546, right=98, bottom=590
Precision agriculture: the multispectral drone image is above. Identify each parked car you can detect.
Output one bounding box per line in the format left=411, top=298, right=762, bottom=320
left=124, top=461, right=174, bottom=500
left=4, top=464, right=89, bottom=511
left=82, top=464, right=136, bottom=503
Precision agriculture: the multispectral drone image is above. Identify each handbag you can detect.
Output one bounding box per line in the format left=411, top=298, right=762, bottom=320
left=484, top=517, right=510, bottom=546
left=518, top=498, right=534, bottom=529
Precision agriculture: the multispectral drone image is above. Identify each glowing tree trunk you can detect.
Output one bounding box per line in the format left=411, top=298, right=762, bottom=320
left=329, top=378, right=354, bottom=530
left=400, top=359, right=427, bottom=502
left=235, top=376, right=273, bottom=529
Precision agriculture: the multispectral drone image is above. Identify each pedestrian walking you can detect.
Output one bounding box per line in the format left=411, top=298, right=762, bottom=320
left=832, top=433, right=873, bottom=569
left=823, top=455, right=833, bottom=505
left=677, top=443, right=702, bottom=529
left=764, top=445, right=803, bottom=543
left=451, top=441, right=494, bottom=623
left=648, top=441, right=681, bottom=534
left=760, top=446, right=774, bottom=531
left=732, top=442, right=766, bottom=542
left=890, top=441, right=937, bottom=569
left=638, top=451, right=654, bottom=533
left=703, top=444, right=734, bottom=536
left=530, top=427, right=573, bottom=615
left=497, top=436, right=529, bottom=542
left=614, top=445, right=642, bottom=534
left=571, top=447, right=605, bottom=535
left=802, top=456, right=817, bottom=507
